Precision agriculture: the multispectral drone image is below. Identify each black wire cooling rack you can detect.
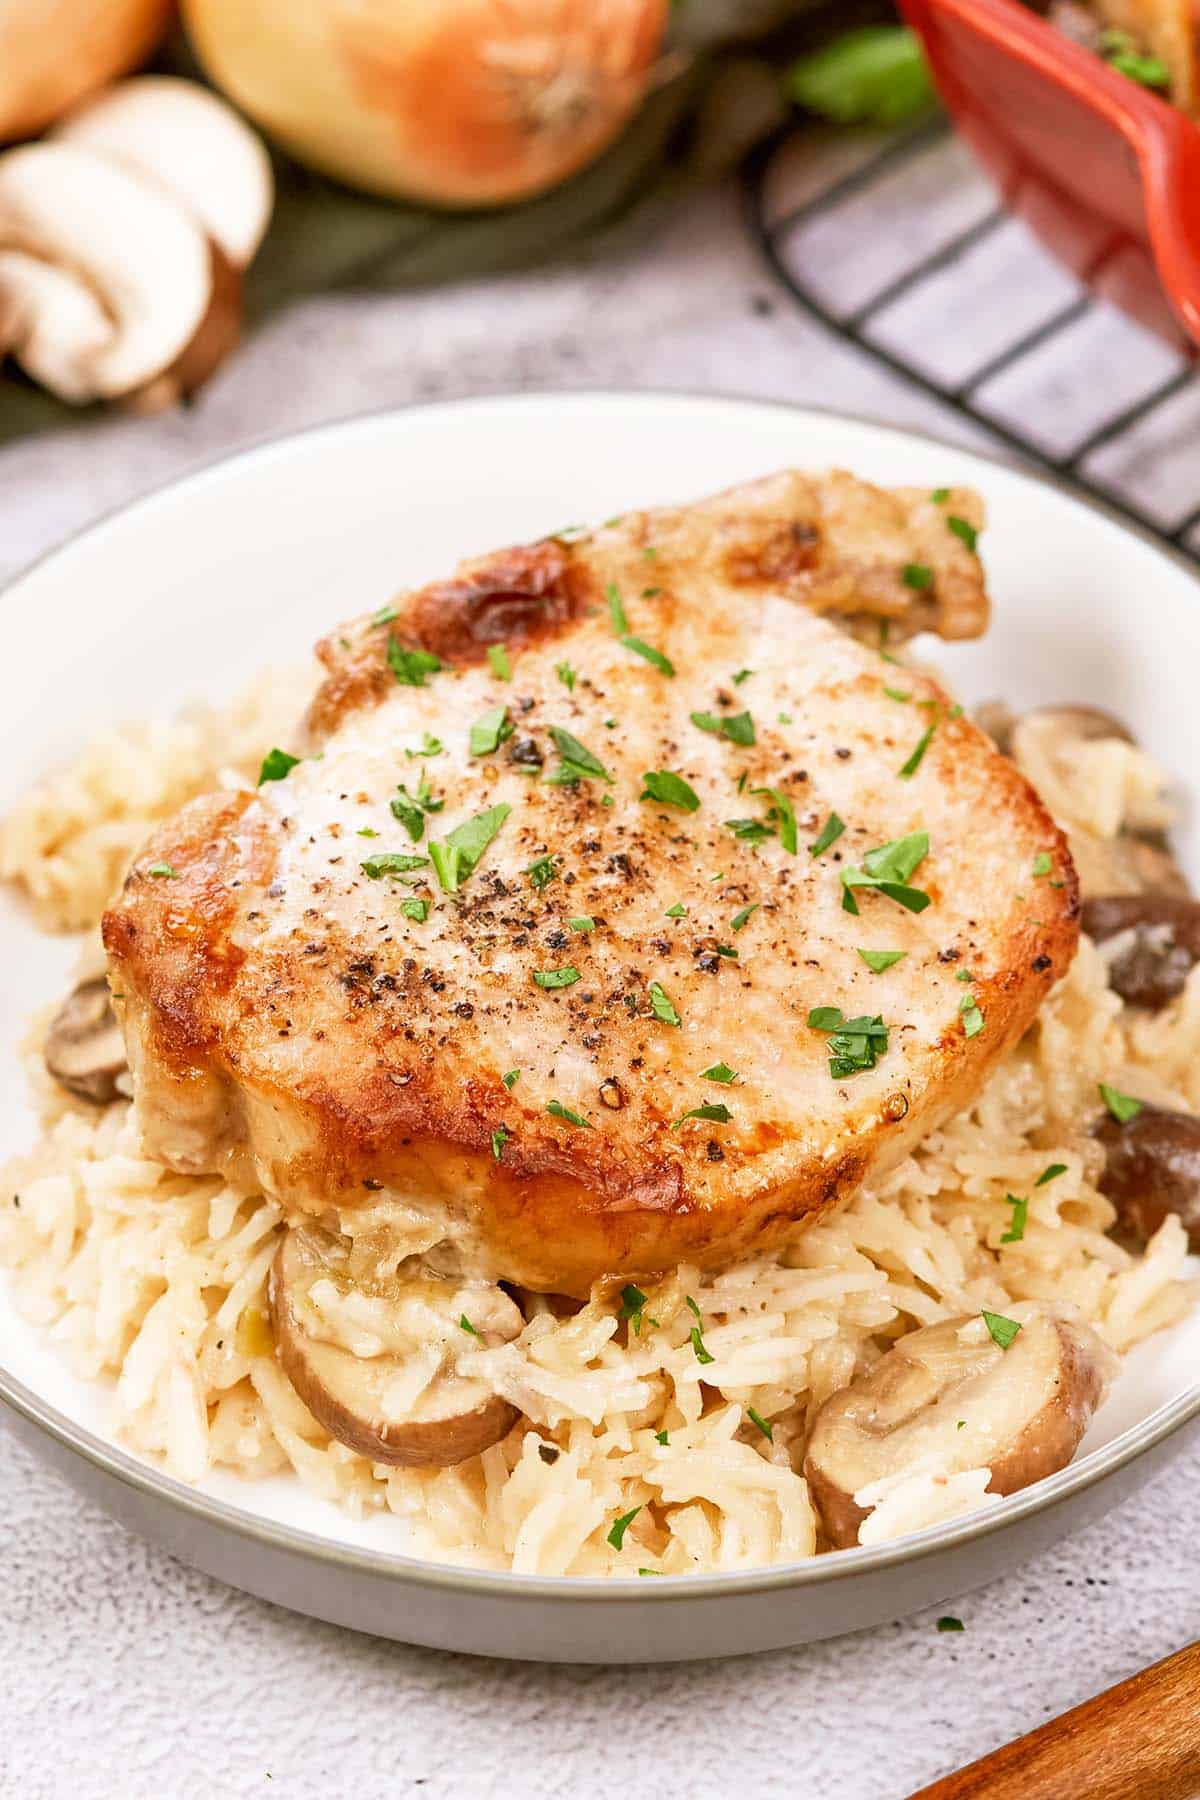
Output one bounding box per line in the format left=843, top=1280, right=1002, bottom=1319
left=743, top=113, right=1200, bottom=561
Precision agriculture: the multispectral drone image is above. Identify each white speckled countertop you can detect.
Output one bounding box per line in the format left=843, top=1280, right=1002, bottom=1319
left=2, top=132, right=1198, bottom=1800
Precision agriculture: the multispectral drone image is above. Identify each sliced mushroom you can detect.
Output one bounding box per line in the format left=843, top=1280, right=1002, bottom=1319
left=1082, top=894, right=1200, bottom=1008
left=55, top=76, right=274, bottom=269
left=269, top=1225, right=522, bottom=1467
left=974, top=700, right=1135, bottom=760
left=43, top=976, right=128, bottom=1104
left=1096, top=1104, right=1200, bottom=1251
left=803, top=1312, right=1114, bottom=1549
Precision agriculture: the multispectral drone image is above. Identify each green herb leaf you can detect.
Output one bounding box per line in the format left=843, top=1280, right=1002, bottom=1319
left=147, top=861, right=178, bottom=879
left=469, top=705, right=513, bottom=758
left=491, top=1125, right=510, bottom=1161
left=619, top=1284, right=649, bottom=1333
left=406, top=732, right=444, bottom=759
left=556, top=661, right=576, bottom=693
left=857, top=950, right=907, bottom=978
left=401, top=898, right=429, bottom=922
left=899, top=718, right=937, bottom=779
left=732, top=669, right=753, bottom=686
left=547, top=725, right=612, bottom=784
left=1000, top=1193, right=1028, bottom=1244
left=361, top=852, right=431, bottom=879
left=809, top=812, right=845, bottom=859
left=459, top=1315, right=480, bottom=1337
left=701, top=1062, right=738, bottom=1084
left=641, top=770, right=700, bottom=813
left=725, top=817, right=774, bottom=845
left=841, top=832, right=931, bottom=915
left=428, top=803, right=510, bottom=894
left=960, top=995, right=985, bottom=1038
left=607, top=1506, right=642, bottom=1550
left=672, top=1103, right=733, bottom=1130
left=982, top=1310, right=1021, bottom=1350
left=1032, top=852, right=1053, bottom=878
left=937, top=1616, right=965, bottom=1633
left=685, top=1295, right=715, bottom=1364
left=502, top=1069, right=520, bottom=1090
left=547, top=1099, right=592, bottom=1129
left=1035, top=1162, right=1067, bottom=1187
left=947, top=515, right=978, bottom=553
left=884, top=686, right=912, bottom=703
left=654, top=1429, right=670, bottom=1445
left=1099, top=1082, right=1143, bottom=1125
left=666, top=902, right=687, bottom=919
left=533, top=966, right=581, bottom=990
left=525, top=854, right=557, bottom=893
left=258, top=747, right=300, bottom=785
left=903, top=562, right=934, bottom=590
left=785, top=24, right=936, bottom=126
left=387, top=637, right=442, bottom=687
left=752, top=785, right=798, bottom=853
left=370, top=603, right=398, bottom=627
left=622, top=636, right=675, bottom=676
left=747, top=1406, right=774, bottom=1442
left=931, top=488, right=950, bottom=504
left=569, top=915, right=595, bottom=933
left=606, top=581, right=629, bottom=635
left=731, top=902, right=759, bottom=932
left=649, top=981, right=681, bottom=1027
left=691, top=709, right=756, bottom=746
left=808, top=1006, right=890, bottom=1078
left=487, top=644, right=511, bottom=680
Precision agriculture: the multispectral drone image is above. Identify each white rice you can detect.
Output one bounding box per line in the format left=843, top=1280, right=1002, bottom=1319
left=0, top=674, right=1194, bottom=1576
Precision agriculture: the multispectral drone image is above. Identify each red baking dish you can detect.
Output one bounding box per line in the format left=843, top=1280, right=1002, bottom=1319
left=900, top=0, right=1200, bottom=349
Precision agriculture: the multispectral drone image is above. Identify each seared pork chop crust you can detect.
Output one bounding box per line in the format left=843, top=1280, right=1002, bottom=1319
left=104, top=470, right=1077, bottom=1295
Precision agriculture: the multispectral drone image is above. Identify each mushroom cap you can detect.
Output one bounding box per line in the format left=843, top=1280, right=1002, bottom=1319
left=803, top=1311, right=1115, bottom=1550
left=269, top=1225, right=522, bottom=1468
left=0, top=141, right=212, bottom=401
left=55, top=75, right=274, bottom=269
left=44, top=976, right=128, bottom=1105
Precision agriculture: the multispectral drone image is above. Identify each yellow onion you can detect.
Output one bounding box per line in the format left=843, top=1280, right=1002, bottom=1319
left=0, top=0, right=172, bottom=142
left=182, top=0, right=669, bottom=207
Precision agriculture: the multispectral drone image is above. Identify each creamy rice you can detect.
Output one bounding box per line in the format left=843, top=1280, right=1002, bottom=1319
left=1, top=675, right=1194, bottom=1576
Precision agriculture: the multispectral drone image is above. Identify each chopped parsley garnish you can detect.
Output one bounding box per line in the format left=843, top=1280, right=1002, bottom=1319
left=808, top=1007, right=889, bottom=1079
left=654, top=1429, right=670, bottom=1445
left=752, top=785, right=798, bottom=853
left=809, top=812, right=845, bottom=859
left=370, top=602, right=398, bottom=627
left=401, top=898, right=429, bottom=922
left=622, top=636, right=675, bottom=676
left=1032, top=852, right=1053, bottom=878
left=491, top=1125, right=510, bottom=1161
left=649, top=981, right=681, bottom=1027
left=931, top=487, right=950, bottom=504
left=469, top=704, right=513, bottom=758
left=956, top=968, right=975, bottom=982
left=714, top=944, right=738, bottom=959
left=1099, top=1083, right=1143, bottom=1124
left=641, top=770, right=700, bottom=813
left=458, top=1315, right=480, bottom=1337
left=258, top=747, right=299, bottom=784
left=406, top=731, right=444, bottom=759
left=147, top=861, right=178, bottom=878
left=947, top=515, right=978, bottom=553
left=556, top=661, right=576, bottom=693
left=642, top=586, right=661, bottom=598
left=606, top=581, right=629, bottom=635
left=937, top=1616, right=964, bottom=1633
left=903, top=562, right=933, bottom=590
left=685, top=1296, right=714, bottom=1365
left=672, top=1102, right=732, bottom=1130
left=982, top=1310, right=1021, bottom=1350
left=569, top=915, right=595, bottom=932
left=1103, top=30, right=1169, bottom=85
left=547, top=1100, right=592, bottom=1128
left=502, top=1069, right=520, bottom=1090
left=546, top=725, right=612, bottom=786
left=725, top=817, right=774, bottom=845
left=1036, top=1162, right=1067, bottom=1187
left=747, top=1407, right=773, bottom=1442
left=533, top=966, right=581, bottom=989
left=857, top=948, right=906, bottom=973
left=960, top=995, right=985, bottom=1038
left=428, top=803, right=510, bottom=893
left=1000, top=1193, right=1027, bottom=1244
left=731, top=903, right=759, bottom=932
left=607, top=1506, right=642, bottom=1550
left=358, top=827, right=378, bottom=837
left=361, top=852, right=430, bottom=880
left=525, top=854, right=557, bottom=893
left=691, top=709, right=756, bottom=746
left=701, top=1063, right=738, bottom=1084
left=619, top=1284, right=650, bottom=1333
left=666, top=902, right=687, bottom=919
left=732, top=669, right=753, bottom=686
left=884, top=686, right=912, bottom=703
left=390, top=771, right=442, bottom=841
left=841, top=831, right=931, bottom=915
left=387, top=638, right=442, bottom=687
left=899, top=717, right=937, bottom=779
left=487, top=644, right=511, bottom=680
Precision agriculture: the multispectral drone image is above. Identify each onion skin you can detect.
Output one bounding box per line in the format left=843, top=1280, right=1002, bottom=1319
left=0, top=0, right=172, bottom=142
left=182, top=0, right=669, bottom=207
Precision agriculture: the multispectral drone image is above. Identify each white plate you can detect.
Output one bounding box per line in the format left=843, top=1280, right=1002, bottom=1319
left=3, top=392, right=1199, bottom=1662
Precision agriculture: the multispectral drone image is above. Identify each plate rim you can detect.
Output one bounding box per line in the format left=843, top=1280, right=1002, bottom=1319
left=5, top=385, right=1199, bottom=1603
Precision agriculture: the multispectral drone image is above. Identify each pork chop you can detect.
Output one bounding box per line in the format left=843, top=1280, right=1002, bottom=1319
left=103, top=470, right=1078, bottom=1296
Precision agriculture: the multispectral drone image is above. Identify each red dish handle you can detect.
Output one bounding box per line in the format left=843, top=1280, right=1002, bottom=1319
left=901, top=0, right=1200, bottom=349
